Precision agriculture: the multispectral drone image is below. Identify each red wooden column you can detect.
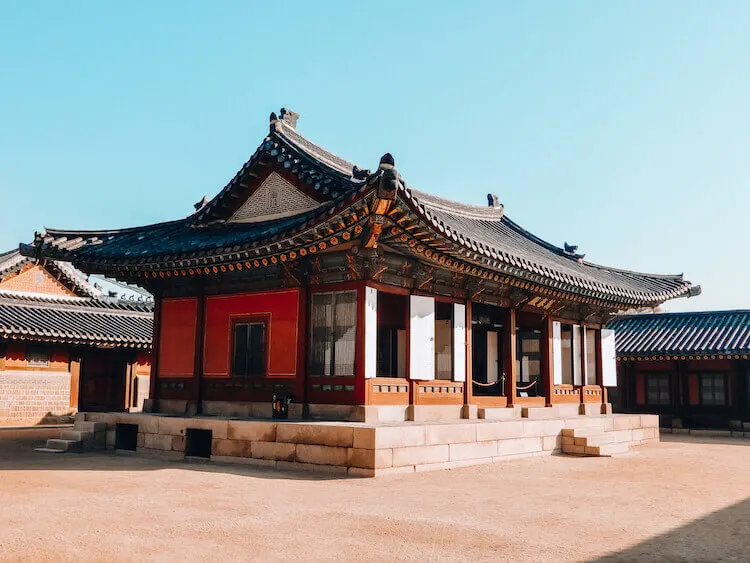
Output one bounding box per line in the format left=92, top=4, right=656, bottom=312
left=295, top=285, right=308, bottom=407
left=69, top=355, right=81, bottom=409
left=192, top=291, right=206, bottom=414
left=504, top=308, right=517, bottom=407
left=542, top=317, right=554, bottom=407
left=595, top=329, right=606, bottom=405
left=465, top=300, right=473, bottom=406
left=148, top=296, right=162, bottom=409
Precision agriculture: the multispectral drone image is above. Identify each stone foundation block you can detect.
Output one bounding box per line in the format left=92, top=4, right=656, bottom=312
left=136, top=433, right=145, bottom=448
left=373, top=425, right=426, bottom=449
left=542, top=435, right=561, bottom=451
left=143, top=433, right=172, bottom=451
left=352, top=428, right=377, bottom=450
left=522, top=406, right=559, bottom=419
left=172, top=436, right=185, bottom=452
left=449, top=440, right=497, bottom=461
left=250, top=441, right=296, bottom=462
left=614, top=416, right=639, bottom=431
left=295, top=444, right=348, bottom=466
left=639, top=414, right=659, bottom=428
left=425, top=423, right=476, bottom=445
left=601, top=403, right=613, bottom=415
left=362, top=405, right=409, bottom=423
left=478, top=407, right=519, bottom=421
left=346, top=448, right=394, bottom=469
left=211, top=439, right=252, bottom=458
left=276, top=423, right=354, bottom=448
left=408, top=405, right=463, bottom=422
left=461, top=404, right=478, bottom=419
left=392, top=444, right=450, bottom=467
left=105, top=430, right=115, bottom=447
left=158, top=399, right=189, bottom=415
left=201, top=401, right=252, bottom=418
left=556, top=404, right=582, bottom=417
left=579, top=403, right=602, bottom=416
left=475, top=420, right=525, bottom=441
left=523, top=419, right=564, bottom=437
left=496, top=437, right=543, bottom=456
left=227, top=420, right=277, bottom=442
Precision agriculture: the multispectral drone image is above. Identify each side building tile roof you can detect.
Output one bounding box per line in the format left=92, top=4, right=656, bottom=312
left=0, top=291, right=153, bottom=349
left=608, top=310, right=750, bottom=359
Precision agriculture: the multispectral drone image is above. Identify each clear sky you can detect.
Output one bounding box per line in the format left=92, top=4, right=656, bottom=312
left=1, top=2, right=748, bottom=312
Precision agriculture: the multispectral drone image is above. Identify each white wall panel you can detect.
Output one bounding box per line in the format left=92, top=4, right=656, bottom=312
left=453, top=303, right=466, bottom=382
left=364, top=287, right=377, bottom=379
left=409, top=295, right=435, bottom=380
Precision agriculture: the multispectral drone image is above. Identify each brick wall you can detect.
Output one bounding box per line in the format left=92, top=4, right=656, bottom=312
left=0, top=371, right=73, bottom=426
left=0, top=264, right=75, bottom=296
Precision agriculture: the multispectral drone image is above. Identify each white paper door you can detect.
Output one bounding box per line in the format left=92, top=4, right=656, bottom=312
left=364, top=286, right=377, bottom=379
left=453, top=303, right=466, bottom=382
left=572, top=324, right=582, bottom=385
left=552, top=321, right=562, bottom=385
left=409, top=295, right=435, bottom=380
left=601, top=328, right=617, bottom=387
left=486, top=331, right=499, bottom=384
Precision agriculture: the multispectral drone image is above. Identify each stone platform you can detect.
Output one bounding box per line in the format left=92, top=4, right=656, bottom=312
left=83, top=409, right=660, bottom=477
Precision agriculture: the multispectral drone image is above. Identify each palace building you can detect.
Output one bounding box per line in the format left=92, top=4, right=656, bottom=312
left=0, top=249, right=152, bottom=425
left=610, top=310, right=750, bottom=430
left=23, top=109, right=700, bottom=426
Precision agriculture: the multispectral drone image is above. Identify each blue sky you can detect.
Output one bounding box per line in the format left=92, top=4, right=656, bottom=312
left=1, top=2, right=748, bottom=312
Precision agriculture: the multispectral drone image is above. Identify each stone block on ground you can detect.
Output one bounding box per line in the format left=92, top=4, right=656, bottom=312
left=392, top=444, right=450, bottom=467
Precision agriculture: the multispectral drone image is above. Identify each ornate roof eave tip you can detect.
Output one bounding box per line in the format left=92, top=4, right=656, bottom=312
left=688, top=285, right=702, bottom=298
left=374, top=153, right=400, bottom=201
left=269, top=107, right=300, bottom=133
left=563, top=241, right=585, bottom=261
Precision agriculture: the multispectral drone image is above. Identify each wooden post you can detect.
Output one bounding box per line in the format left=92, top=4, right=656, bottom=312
left=596, top=329, right=606, bottom=405
left=69, top=354, right=81, bottom=409
left=123, top=358, right=134, bottom=411
left=149, top=297, right=162, bottom=407
left=465, top=300, right=473, bottom=406
left=504, top=308, right=517, bottom=407
left=543, top=317, right=554, bottom=407
left=579, top=325, right=587, bottom=404
left=193, top=291, right=206, bottom=414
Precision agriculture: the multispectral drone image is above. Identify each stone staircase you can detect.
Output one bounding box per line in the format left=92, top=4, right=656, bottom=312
left=561, top=427, right=629, bottom=457
left=35, top=413, right=107, bottom=453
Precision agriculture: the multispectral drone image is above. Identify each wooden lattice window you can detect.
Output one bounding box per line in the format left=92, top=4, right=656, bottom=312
left=310, top=291, right=356, bottom=377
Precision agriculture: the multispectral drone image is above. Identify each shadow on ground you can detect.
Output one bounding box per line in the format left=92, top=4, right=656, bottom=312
left=0, top=427, right=352, bottom=482
left=595, top=497, right=750, bottom=562
left=661, top=433, right=750, bottom=447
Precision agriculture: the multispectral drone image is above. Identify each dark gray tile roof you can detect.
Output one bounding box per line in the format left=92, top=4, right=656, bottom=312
left=0, top=291, right=153, bottom=349
left=608, top=310, right=750, bottom=358
left=26, top=109, right=697, bottom=308
left=403, top=188, right=693, bottom=305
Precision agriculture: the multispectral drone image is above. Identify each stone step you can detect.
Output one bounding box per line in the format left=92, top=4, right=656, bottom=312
left=562, top=427, right=605, bottom=439
left=74, top=412, right=87, bottom=423
left=61, top=430, right=94, bottom=441
left=45, top=439, right=83, bottom=453
left=584, top=442, right=629, bottom=456
left=478, top=407, right=519, bottom=420
left=521, top=406, right=559, bottom=419
left=34, top=447, right=66, bottom=454
left=74, top=421, right=106, bottom=433
left=580, top=434, right=616, bottom=446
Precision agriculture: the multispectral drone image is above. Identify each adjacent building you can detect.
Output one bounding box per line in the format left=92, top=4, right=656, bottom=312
left=610, top=310, right=750, bottom=429
left=23, top=109, right=699, bottom=423
left=0, top=249, right=153, bottom=425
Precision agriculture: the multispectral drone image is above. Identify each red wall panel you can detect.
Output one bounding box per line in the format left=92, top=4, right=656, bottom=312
left=203, top=289, right=300, bottom=377
left=158, top=298, right=197, bottom=377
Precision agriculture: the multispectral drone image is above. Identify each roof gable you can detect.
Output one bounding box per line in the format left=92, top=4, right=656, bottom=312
left=228, top=171, right=324, bottom=224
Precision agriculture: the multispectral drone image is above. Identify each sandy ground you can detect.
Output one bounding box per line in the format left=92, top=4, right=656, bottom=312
left=0, top=431, right=749, bottom=562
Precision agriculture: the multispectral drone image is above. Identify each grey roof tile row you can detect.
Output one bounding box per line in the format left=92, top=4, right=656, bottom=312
left=608, top=310, right=750, bottom=357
